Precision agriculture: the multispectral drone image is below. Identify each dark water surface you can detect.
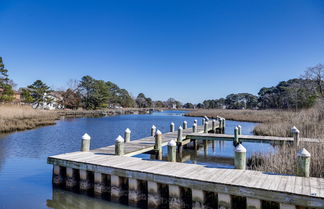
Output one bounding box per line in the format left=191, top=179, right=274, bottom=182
left=0, top=111, right=268, bottom=209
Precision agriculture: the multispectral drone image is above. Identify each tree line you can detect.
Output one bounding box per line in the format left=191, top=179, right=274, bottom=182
left=1, top=56, right=323, bottom=110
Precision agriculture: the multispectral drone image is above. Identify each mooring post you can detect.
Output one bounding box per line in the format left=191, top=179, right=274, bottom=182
left=170, top=122, right=175, bottom=132
left=233, top=126, right=239, bottom=146
left=168, top=140, right=177, bottom=162
left=247, top=198, right=261, bottom=209
left=297, top=148, right=311, bottom=177
left=128, top=178, right=141, bottom=207
left=155, top=130, right=163, bottom=160
left=193, top=123, right=197, bottom=133
left=204, top=115, right=209, bottom=121
left=202, top=118, right=206, bottom=126
left=148, top=181, right=161, bottom=209
left=124, top=128, right=131, bottom=143
left=234, top=144, right=246, bottom=169
left=192, top=189, right=205, bottom=209
left=151, top=125, right=156, bottom=136
left=237, top=125, right=242, bottom=135
left=212, top=119, right=216, bottom=133
left=222, top=118, right=226, bottom=133
left=291, top=126, right=300, bottom=146
left=194, top=119, right=197, bottom=125
left=177, top=126, right=183, bottom=143
left=115, top=135, right=125, bottom=156
left=183, top=121, right=188, bottom=129
left=81, top=133, right=91, bottom=151
left=204, top=121, right=208, bottom=133
left=169, top=185, right=181, bottom=209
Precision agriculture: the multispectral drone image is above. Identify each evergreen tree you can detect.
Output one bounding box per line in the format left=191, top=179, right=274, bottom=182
left=27, top=80, right=52, bottom=108
left=0, top=57, right=14, bottom=102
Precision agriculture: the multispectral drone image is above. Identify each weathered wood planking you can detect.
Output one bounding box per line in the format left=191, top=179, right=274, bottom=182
left=48, top=154, right=324, bottom=208
left=186, top=133, right=320, bottom=143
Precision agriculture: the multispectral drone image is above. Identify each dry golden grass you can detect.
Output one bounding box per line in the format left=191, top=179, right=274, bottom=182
left=0, top=104, right=58, bottom=133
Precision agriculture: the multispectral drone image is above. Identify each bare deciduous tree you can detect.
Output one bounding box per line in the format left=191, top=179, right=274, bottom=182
left=302, top=64, right=324, bottom=96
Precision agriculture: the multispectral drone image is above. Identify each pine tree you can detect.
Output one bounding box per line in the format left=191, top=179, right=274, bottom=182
left=0, top=57, right=14, bottom=102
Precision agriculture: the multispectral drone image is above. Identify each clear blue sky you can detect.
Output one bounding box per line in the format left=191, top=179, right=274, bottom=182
left=0, top=0, right=323, bottom=103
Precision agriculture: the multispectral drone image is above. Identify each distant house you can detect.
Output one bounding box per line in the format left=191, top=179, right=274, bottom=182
left=172, top=103, right=177, bottom=109
left=32, top=92, right=64, bottom=110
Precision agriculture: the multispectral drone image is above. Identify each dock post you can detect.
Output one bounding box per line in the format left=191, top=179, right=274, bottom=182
left=202, top=118, right=206, bottom=126
left=183, top=121, right=188, bottom=129
left=155, top=130, right=163, bottom=160
left=169, top=185, right=181, bottom=209
left=233, top=127, right=239, bottom=146
left=192, top=189, right=205, bottom=209
left=81, top=133, right=91, bottom=151
left=237, top=125, right=242, bottom=135
left=212, top=119, right=216, bottom=133
left=247, top=198, right=261, bottom=209
left=66, top=168, right=78, bottom=190
left=151, top=125, right=156, bottom=136
left=177, top=126, right=183, bottom=143
left=53, top=165, right=65, bottom=186
left=128, top=178, right=141, bottom=207
left=204, top=115, right=209, bottom=121
left=204, top=121, right=208, bottom=133
left=297, top=148, right=311, bottom=177
left=148, top=181, right=161, bottom=209
left=218, top=193, right=231, bottom=209
left=168, top=140, right=177, bottom=162
left=194, top=119, right=197, bottom=125
left=222, top=118, right=226, bottom=133
left=111, top=175, right=123, bottom=202
left=115, top=135, right=125, bottom=156
left=170, top=122, right=175, bottom=132
left=291, top=126, right=300, bottom=146
left=94, top=172, right=108, bottom=196
left=79, top=170, right=93, bottom=192
left=234, top=144, right=246, bottom=169
left=124, top=128, right=131, bottom=143
left=192, top=123, right=197, bottom=133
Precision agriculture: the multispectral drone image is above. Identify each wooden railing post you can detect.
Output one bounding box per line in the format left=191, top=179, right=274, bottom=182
left=124, top=128, right=131, bottom=143
left=81, top=133, right=91, bottom=151
left=297, top=148, right=311, bottom=177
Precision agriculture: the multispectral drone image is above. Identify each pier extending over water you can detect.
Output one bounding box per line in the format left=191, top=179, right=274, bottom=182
left=48, top=117, right=324, bottom=209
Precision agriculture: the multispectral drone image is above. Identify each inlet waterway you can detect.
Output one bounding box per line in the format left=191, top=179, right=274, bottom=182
left=0, top=110, right=272, bottom=209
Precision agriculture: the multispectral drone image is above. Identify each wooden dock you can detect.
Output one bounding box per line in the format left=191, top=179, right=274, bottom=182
left=48, top=117, right=324, bottom=209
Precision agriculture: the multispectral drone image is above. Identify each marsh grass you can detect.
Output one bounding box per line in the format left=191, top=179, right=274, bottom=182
left=0, top=104, right=57, bottom=133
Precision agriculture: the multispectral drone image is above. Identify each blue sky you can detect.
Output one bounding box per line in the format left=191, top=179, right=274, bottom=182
left=0, top=0, right=323, bottom=103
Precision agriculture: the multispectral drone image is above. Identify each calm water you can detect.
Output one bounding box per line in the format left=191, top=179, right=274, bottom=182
left=0, top=110, right=269, bottom=209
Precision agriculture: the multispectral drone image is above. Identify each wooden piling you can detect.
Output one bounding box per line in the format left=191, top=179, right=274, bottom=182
left=79, top=170, right=93, bottom=192
left=111, top=175, right=123, bottom=202
left=291, top=126, right=300, bottom=146
left=280, top=203, right=297, bottom=209
left=192, top=123, right=197, bottom=133
left=297, top=148, right=311, bottom=177
left=234, top=126, right=239, bottom=146
left=212, top=119, right=216, bottom=132
left=202, top=118, right=206, bottom=126
left=53, top=165, right=65, bottom=186
left=124, top=128, right=131, bottom=143
left=237, top=125, right=242, bottom=135
left=168, top=140, right=177, bottom=162
left=151, top=125, right=156, bottom=136
left=169, top=185, right=181, bottom=209
left=247, top=197, right=261, bottom=209
left=94, top=172, right=108, bottom=196
left=155, top=130, right=162, bottom=160
left=147, top=181, right=161, bottom=209
left=234, top=144, right=246, bottom=170
left=218, top=193, right=231, bottom=209
left=204, top=121, right=208, bottom=133
left=192, top=189, right=205, bottom=209
left=183, top=121, right=188, bottom=129
left=81, top=133, right=91, bottom=152
left=194, top=119, right=197, bottom=125
left=115, top=135, right=124, bottom=156
left=128, top=178, right=141, bottom=207
left=66, top=167, right=78, bottom=189
left=170, top=122, right=175, bottom=132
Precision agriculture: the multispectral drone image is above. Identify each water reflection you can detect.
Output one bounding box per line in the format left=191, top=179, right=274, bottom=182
left=47, top=188, right=136, bottom=209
